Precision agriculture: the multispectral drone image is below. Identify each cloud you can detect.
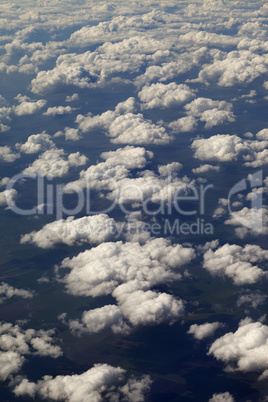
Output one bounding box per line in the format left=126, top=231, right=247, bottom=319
left=16, top=131, right=55, bottom=154
left=0, top=189, right=17, bottom=207
left=14, top=364, right=152, bottom=402
left=43, top=105, right=75, bottom=116
left=107, top=112, right=171, bottom=145
left=114, top=287, right=184, bottom=328
left=225, top=206, right=268, bottom=238
left=236, top=290, right=267, bottom=310
left=0, top=351, right=24, bottom=381
left=187, top=322, right=224, bottom=340
left=21, top=214, right=118, bottom=248
left=65, top=287, right=185, bottom=335
left=184, top=98, right=235, bottom=129
left=54, top=127, right=82, bottom=141
left=256, top=128, right=268, bottom=140
left=68, top=305, right=124, bottom=335
left=168, top=116, right=197, bottom=133
left=0, top=282, right=34, bottom=303
left=192, top=164, right=220, bottom=174
left=65, top=145, right=192, bottom=208
left=12, top=99, right=47, bottom=116
left=0, top=322, right=62, bottom=381
left=194, top=50, right=268, bottom=87
left=203, top=243, right=268, bottom=285
left=65, top=93, right=79, bottom=102
left=23, top=148, right=88, bottom=177
left=208, top=319, right=268, bottom=380
left=138, top=82, right=196, bottom=109
left=208, top=392, right=235, bottom=402
left=191, top=134, right=250, bottom=162
left=57, top=238, right=195, bottom=297
left=0, top=146, right=20, bottom=163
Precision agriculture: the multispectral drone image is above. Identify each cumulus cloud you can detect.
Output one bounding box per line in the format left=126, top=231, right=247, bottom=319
left=14, top=364, right=152, bottom=402
left=21, top=214, right=118, bottom=248
left=203, top=243, right=268, bottom=285
left=256, top=128, right=268, bottom=140
left=225, top=206, right=268, bottom=238
left=65, top=145, right=192, bottom=207
left=43, top=105, right=75, bottom=116
left=16, top=131, right=54, bottom=154
left=208, top=319, right=268, bottom=380
left=114, top=288, right=184, bottom=329
left=209, top=392, right=235, bottom=402
left=0, top=146, right=20, bottom=163
left=138, top=82, right=196, bottom=109
left=13, top=99, right=47, bottom=116
left=65, top=93, right=79, bottom=102
left=54, top=127, right=82, bottom=141
left=23, top=148, right=88, bottom=177
left=57, top=238, right=195, bottom=298
left=0, top=322, right=62, bottom=381
left=76, top=97, right=171, bottom=145
left=0, top=282, right=33, bottom=303
left=187, top=322, right=224, bottom=340
left=65, top=287, right=185, bottom=335
left=0, top=351, right=24, bottom=382
left=0, top=188, right=17, bottom=207
left=194, top=50, right=268, bottom=87
left=185, top=98, right=235, bottom=129
left=168, top=116, right=197, bottom=133
left=107, top=112, right=171, bottom=145
left=192, top=164, right=220, bottom=174
left=191, top=134, right=250, bottom=162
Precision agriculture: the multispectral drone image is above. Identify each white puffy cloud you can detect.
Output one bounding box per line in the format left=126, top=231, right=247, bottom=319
left=0, top=188, right=17, bottom=207
left=16, top=131, right=54, bottom=154
left=0, top=146, right=20, bottom=163
left=185, top=98, right=235, bottom=129
left=68, top=305, right=124, bottom=335
left=187, top=322, right=224, bottom=340
left=114, top=287, right=184, bottom=328
left=208, top=319, right=268, bottom=380
left=169, top=116, right=197, bottom=133
left=66, top=145, right=192, bottom=207
left=65, top=287, right=185, bottom=335
left=0, top=177, right=9, bottom=188
left=57, top=238, right=195, bottom=297
left=0, top=282, right=33, bottom=303
left=23, top=148, right=88, bottom=177
left=43, top=105, right=75, bottom=116
left=21, top=214, right=118, bottom=248
left=0, top=322, right=62, bottom=381
left=256, top=128, right=268, bottom=141
left=191, top=134, right=250, bottom=162
left=65, top=145, right=153, bottom=193
left=209, top=392, right=235, bottom=402
left=194, top=50, right=268, bottom=87
left=65, top=93, right=79, bottom=102
left=192, top=164, right=220, bottom=174
left=0, top=351, right=24, bottom=381
left=203, top=243, right=268, bottom=285
left=54, top=127, right=82, bottom=141
left=225, top=206, right=268, bottom=238
left=138, top=82, right=196, bottom=109
left=13, top=99, right=47, bottom=116
left=107, top=112, right=171, bottom=145
left=14, top=364, right=152, bottom=402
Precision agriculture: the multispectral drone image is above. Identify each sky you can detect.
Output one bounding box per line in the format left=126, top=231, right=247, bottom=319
left=0, top=0, right=267, bottom=401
